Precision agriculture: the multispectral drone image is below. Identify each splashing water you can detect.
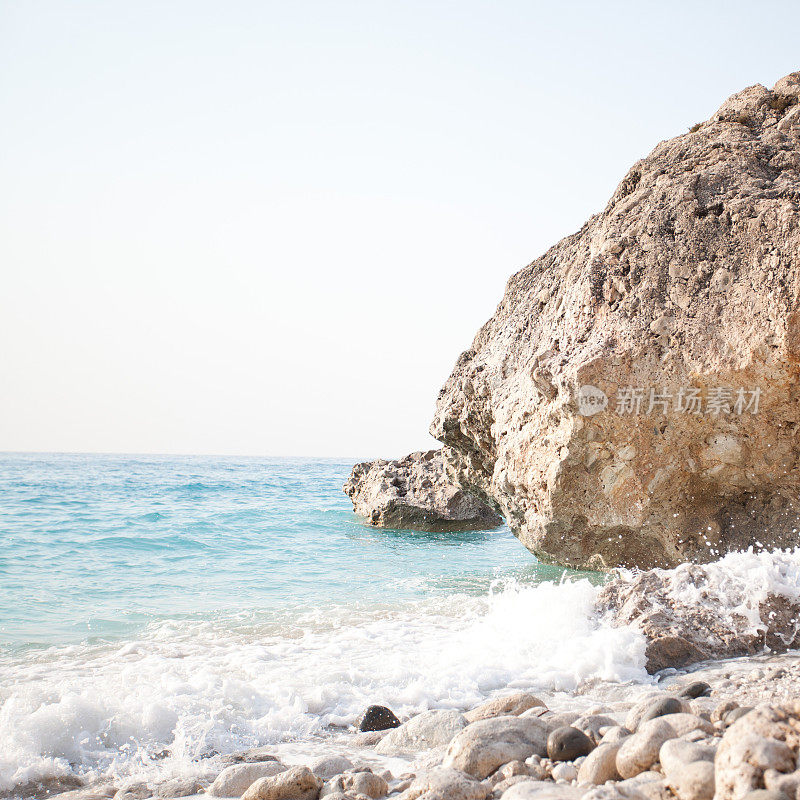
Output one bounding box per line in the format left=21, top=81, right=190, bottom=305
left=1, top=454, right=799, bottom=793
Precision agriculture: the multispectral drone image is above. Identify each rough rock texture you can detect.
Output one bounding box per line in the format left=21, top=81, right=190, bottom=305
left=430, top=72, right=800, bottom=568
left=464, top=692, right=545, bottom=723
left=320, top=771, right=388, bottom=799
left=240, top=766, right=322, bottom=800
left=209, top=762, right=287, bottom=797
left=396, top=767, right=488, bottom=800
left=715, top=702, right=800, bottom=800
left=598, top=560, right=800, bottom=672
left=578, top=743, right=622, bottom=784
left=344, top=449, right=502, bottom=531
left=442, top=715, right=549, bottom=779
left=374, top=710, right=467, bottom=755
left=616, top=718, right=677, bottom=779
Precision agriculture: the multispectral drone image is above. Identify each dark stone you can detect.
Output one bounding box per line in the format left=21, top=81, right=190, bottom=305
left=725, top=706, right=754, bottom=724
left=644, top=636, right=708, bottom=674
left=678, top=681, right=712, bottom=699
left=547, top=726, right=594, bottom=762
left=358, top=705, right=401, bottom=732
left=640, top=696, right=683, bottom=723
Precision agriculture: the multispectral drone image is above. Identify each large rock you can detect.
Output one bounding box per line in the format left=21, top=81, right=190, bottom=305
left=396, top=767, right=488, bottom=800
left=430, top=72, right=800, bottom=568
left=464, top=692, right=545, bottom=723
left=240, top=766, right=322, bottom=800
left=715, top=702, right=800, bottom=800
left=615, top=717, right=677, bottom=779
left=442, top=715, right=549, bottom=779
left=598, top=557, right=800, bottom=672
left=577, top=743, right=622, bottom=784
left=320, top=771, right=388, bottom=799
left=210, top=762, right=288, bottom=797
left=344, top=449, right=502, bottom=531
left=375, top=709, right=467, bottom=755
left=308, top=756, right=354, bottom=780
left=499, top=782, right=582, bottom=799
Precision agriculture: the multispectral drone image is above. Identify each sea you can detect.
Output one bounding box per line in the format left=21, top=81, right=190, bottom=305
left=1, top=452, right=796, bottom=795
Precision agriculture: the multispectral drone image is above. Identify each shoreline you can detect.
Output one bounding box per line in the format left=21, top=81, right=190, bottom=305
left=15, top=647, right=800, bottom=800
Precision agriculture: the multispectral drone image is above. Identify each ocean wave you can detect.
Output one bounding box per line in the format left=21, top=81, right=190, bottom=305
left=0, top=574, right=643, bottom=792
left=2, top=549, right=800, bottom=794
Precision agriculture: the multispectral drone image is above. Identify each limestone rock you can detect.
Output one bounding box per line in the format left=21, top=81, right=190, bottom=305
left=464, top=693, right=545, bottom=723
left=498, top=781, right=582, bottom=799
left=656, top=713, right=712, bottom=737
left=599, top=726, right=631, bottom=745
left=571, top=714, right=619, bottom=745
left=375, top=709, right=467, bottom=755
left=658, top=738, right=715, bottom=779
left=443, top=716, right=549, bottom=779
left=210, top=762, right=288, bottom=797
left=350, top=731, right=386, bottom=747
left=488, top=761, right=531, bottom=787
left=221, top=747, right=282, bottom=765
left=529, top=710, right=580, bottom=730
left=153, top=776, right=207, bottom=797
left=112, top=782, right=149, bottom=800
left=582, top=771, right=670, bottom=800
left=666, top=761, right=715, bottom=800
left=715, top=702, right=800, bottom=800
left=430, top=72, right=800, bottom=569
left=321, top=771, right=387, bottom=799
left=598, top=563, right=800, bottom=672
left=240, top=766, right=322, bottom=800
left=624, top=695, right=683, bottom=731
left=550, top=762, right=578, bottom=782
left=396, top=767, right=489, bottom=800
left=309, top=756, right=355, bottom=780
left=491, top=775, right=536, bottom=795
left=344, top=449, right=502, bottom=531
left=615, top=718, right=677, bottom=779
left=48, top=788, right=116, bottom=800
left=577, top=743, right=622, bottom=784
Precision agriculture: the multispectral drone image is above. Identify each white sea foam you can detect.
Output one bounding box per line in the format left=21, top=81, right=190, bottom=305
left=2, top=549, right=799, bottom=793
left=0, top=575, right=643, bottom=792
left=612, top=548, right=800, bottom=637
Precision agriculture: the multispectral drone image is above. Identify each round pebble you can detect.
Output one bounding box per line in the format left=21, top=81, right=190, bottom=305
left=547, top=726, right=594, bottom=762
left=679, top=681, right=712, bottom=699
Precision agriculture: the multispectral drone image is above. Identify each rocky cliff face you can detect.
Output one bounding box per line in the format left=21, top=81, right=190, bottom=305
left=344, top=449, right=503, bottom=531
left=431, top=73, right=800, bottom=569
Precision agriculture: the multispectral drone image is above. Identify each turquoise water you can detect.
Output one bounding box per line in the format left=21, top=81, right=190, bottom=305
left=0, top=453, right=554, bottom=650
left=2, top=453, right=797, bottom=795
left=0, top=453, right=653, bottom=793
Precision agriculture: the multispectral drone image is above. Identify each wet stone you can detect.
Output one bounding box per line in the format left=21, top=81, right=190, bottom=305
left=547, top=726, right=594, bottom=762
left=359, top=705, right=401, bottom=732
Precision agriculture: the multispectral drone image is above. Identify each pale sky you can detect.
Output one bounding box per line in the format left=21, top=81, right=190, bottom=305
left=1, top=1, right=798, bottom=458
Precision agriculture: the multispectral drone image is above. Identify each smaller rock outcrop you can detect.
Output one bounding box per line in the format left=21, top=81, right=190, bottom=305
left=597, top=557, right=800, bottom=672
left=344, top=449, right=503, bottom=531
